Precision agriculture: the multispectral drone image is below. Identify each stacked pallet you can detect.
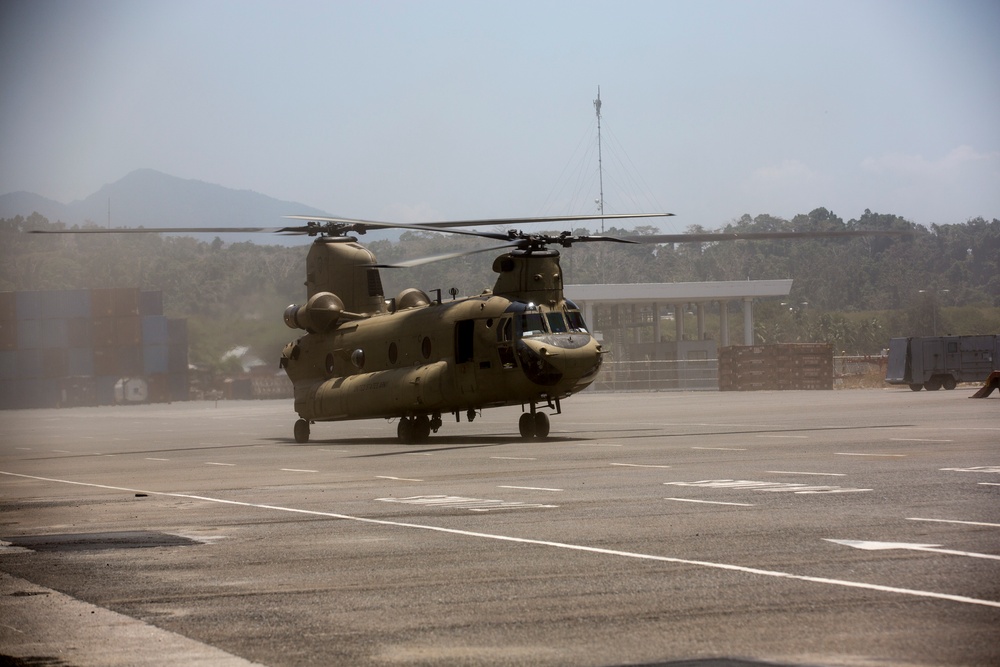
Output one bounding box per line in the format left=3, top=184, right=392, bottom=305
left=718, top=343, right=833, bottom=391
left=0, top=288, right=189, bottom=409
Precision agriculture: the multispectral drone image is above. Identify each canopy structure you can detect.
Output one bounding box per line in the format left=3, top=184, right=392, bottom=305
left=565, top=279, right=793, bottom=347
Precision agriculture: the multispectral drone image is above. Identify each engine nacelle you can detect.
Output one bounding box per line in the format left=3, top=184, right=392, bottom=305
left=284, top=291, right=346, bottom=333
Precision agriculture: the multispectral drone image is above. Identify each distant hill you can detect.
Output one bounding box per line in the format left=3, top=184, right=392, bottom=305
left=0, top=169, right=340, bottom=244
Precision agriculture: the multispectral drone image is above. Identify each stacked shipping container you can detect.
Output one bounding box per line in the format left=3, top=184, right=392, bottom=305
left=0, top=288, right=188, bottom=408
left=718, top=343, right=834, bottom=391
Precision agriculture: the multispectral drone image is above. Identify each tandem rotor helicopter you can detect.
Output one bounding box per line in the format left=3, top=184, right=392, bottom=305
left=36, top=214, right=904, bottom=443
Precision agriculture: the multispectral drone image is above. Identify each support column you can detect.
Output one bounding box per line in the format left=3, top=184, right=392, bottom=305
left=696, top=303, right=706, bottom=340
left=743, top=297, right=754, bottom=346
left=652, top=302, right=661, bottom=343
left=719, top=300, right=730, bottom=347
left=674, top=304, right=684, bottom=342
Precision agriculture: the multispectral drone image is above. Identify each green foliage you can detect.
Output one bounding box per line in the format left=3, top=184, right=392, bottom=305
left=3, top=210, right=998, bottom=361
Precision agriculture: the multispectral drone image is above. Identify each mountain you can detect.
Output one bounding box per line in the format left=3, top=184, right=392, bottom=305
left=0, top=169, right=337, bottom=244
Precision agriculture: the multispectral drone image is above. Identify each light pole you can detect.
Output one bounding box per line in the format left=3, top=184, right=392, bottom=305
left=918, top=289, right=949, bottom=335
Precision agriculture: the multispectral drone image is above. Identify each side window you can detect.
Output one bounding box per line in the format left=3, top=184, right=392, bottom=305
left=497, top=317, right=513, bottom=343
left=947, top=342, right=958, bottom=353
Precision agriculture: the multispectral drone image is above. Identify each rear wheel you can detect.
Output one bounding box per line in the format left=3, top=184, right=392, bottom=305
left=397, top=418, right=414, bottom=444
left=908, top=384, right=923, bottom=392
left=942, top=376, right=957, bottom=390
left=924, top=377, right=942, bottom=391
left=518, top=412, right=536, bottom=439
left=293, top=419, right=310, bottom=444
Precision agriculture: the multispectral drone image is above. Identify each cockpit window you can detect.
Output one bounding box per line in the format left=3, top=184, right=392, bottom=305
left=566, top=310, right=588, bottom=333
left=519, top=312, right=546, bottom=337
left=545, top=312, right=568, bottom=333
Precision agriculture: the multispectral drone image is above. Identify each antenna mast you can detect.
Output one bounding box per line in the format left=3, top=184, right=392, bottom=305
left=594, top=86, right=605, bottom=233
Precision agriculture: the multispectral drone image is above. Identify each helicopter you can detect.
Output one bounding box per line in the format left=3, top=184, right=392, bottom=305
left=34, top=214, right=904, bottom=443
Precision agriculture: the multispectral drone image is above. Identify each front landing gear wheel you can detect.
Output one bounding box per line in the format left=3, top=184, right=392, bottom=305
left=518, top=412, right=536, bottom=439
left=533, top=412, right=550, bottom=439
left=293, top=419, right=310, bottom=444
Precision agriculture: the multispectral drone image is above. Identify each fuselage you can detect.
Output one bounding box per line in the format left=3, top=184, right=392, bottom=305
left=280, top=294, right=602, bottom=422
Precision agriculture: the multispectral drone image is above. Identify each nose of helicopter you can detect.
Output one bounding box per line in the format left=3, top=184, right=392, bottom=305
left=516, top=335, right=603, bottom=391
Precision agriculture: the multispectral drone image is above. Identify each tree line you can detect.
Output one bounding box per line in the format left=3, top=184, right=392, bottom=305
left=2, top=209, right=998, bottom=364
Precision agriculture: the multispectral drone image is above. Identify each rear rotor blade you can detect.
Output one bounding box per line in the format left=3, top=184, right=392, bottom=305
left=373, top=242, right=523, bottom=268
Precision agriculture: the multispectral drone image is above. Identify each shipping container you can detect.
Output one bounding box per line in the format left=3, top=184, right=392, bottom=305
left=139, top=290, right=164, bottom=317
left=141, top=316, right=170, bottom=345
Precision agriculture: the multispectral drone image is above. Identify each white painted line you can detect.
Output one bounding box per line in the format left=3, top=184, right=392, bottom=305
left=498, top=485, right=563, bottom=492
left=205, top=462, right=235, bottom=466
left=405, top=453, right=433, bottom=457
left=280, top=468, right=318, bottom=473
left=827, top=539, right=1000, bottom=561
left=665, top=497, right=754, bottom=507
left=836, top=453, right=906, bottom=457
left=980, top=482, right=1000, bottom=487
left=610, top=463, right=672, bottom=469
left=890, top=438, right=953, bottom=443
left=145, top=458, right=169, bottom=462
left=766, top=471, right=846, bottom=477
left=376, top=475, right=423, bottom=482
left=908, top=517, right=1000, bottom=528
left=941, top=466, right=1000, bottom=474
left=4, top=470, right=998, bottom=610
left=691, top=447, right=746, bottom=451
left=491, top=456, right=537, bottom=461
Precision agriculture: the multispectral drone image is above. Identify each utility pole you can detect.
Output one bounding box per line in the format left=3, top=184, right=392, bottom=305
left=594, top=86, right=605, bottom=234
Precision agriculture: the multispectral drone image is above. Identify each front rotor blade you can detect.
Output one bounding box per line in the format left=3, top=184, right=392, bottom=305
left=621, top=229, right=910, bottom=244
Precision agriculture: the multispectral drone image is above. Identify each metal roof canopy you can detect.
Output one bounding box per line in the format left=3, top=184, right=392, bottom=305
left=565, top=280, right=793, bottom=346
left=565, top=279, right=793, bottom=304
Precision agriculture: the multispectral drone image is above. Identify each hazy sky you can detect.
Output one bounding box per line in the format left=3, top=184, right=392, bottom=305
left=2, top=0, right=998, bottom=232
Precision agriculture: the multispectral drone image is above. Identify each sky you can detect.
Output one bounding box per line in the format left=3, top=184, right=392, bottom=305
left=1, top=0, right=999, bottom=233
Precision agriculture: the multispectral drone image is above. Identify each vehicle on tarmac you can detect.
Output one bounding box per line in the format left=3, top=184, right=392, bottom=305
left=885, top=335, right=1000, bottom=391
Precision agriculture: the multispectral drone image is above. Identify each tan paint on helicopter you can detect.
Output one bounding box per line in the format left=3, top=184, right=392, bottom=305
left=280, top=241, right=603, bottom=429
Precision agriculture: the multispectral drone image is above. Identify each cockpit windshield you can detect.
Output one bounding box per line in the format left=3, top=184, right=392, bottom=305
left=566, top=310, right=588, bottom=333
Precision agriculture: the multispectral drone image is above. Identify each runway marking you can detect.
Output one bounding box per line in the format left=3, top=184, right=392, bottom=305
left=940, top=466, right=1000, bottom=474
left=691, top=447, right=746, bottom=451
left=2, top=470, right=997, bottom=610
left=378, top=495, right=557, bottom=512
left=908, top=517, right=1000, bottom=528
left=891, top=438, right=953, bottom=443
left=766, top=471, right=845, bottom=477
left=611, top=463, right=672, bottom=469
left=145, top=458, right=169, bottom=462
left=498, top=485, right=562, bottom=492
left=405, top=453, right=433, bottom=457
left=980, top=482, right=1000, bottom=487
left=491, top=456, right=537, bottom=461
left=280, top=468, right=318, bottom=473
left=664, top=480, right=871, bottom=494
left=665, top=498, right=754, bottom=507
left=827, top=539, right=1000, bottom=561
left=376, top=475, right=423, bottom=482
left=205, top=462, right=235, bottom=467
left=836, top=453, right=906, bottom=458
